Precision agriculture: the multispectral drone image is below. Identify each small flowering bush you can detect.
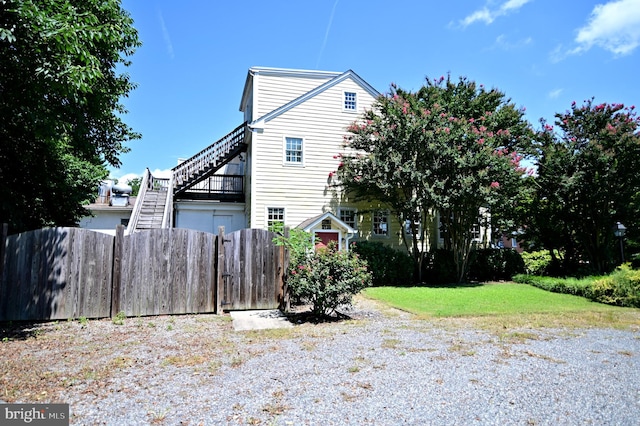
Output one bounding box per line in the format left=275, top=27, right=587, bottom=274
left=288, top=241, right=372, bottom=317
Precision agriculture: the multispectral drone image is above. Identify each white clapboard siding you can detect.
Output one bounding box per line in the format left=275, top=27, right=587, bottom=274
left=251, top=77, right=378, bottom=229
left=252, top=69, right=341, bottom=119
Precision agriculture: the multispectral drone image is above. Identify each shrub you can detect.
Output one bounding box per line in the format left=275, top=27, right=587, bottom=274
left=287, top=241, right=372, bottom=316
left=350, top=241, right=413, bottom=286
left=514, top=264, right=640, bottom=308
left=513, top=274, right=594, bottom=296
left=422, top=249, right=457, bottom=284
left=588, top=264, right=640, bottom=308
left=423, top=248, right=524, bottom=284
left=521, top=250, right=553, bottom=276
left=468, top=249, right=525, bottom=282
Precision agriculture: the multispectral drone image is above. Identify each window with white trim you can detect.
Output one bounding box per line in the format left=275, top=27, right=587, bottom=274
left=267, top=207, right=285, bottom=228
left=373, top=211, right=389, bottom=236
left=344, top=92, right=357, bottom=111
left=285, top=137, right=303, bottom=164
left=339, top=208, right=357, bottom=230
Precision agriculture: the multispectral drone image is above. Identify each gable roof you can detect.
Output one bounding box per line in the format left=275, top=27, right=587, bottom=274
left=246, top=68, right=380, bottom=130
left=297, top=211, right=356, bottom=234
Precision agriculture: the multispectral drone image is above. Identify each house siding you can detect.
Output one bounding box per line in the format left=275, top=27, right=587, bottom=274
left=249, top=77, right=377, bottom=232
left=253, top=72, right=339, bottom=119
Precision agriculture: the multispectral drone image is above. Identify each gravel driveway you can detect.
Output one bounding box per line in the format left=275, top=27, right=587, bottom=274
left=2, top=298, right=639, bottom=425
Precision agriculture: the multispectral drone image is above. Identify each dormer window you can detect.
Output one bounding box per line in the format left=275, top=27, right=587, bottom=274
left=344, top=92, right=357, bottom=111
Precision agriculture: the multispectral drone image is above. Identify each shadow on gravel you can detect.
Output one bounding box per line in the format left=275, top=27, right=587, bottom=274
left=284, top=310, right=353, bottom=325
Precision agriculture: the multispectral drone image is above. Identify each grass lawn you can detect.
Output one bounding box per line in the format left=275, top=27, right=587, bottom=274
left=362, top=282, right=640, bottom=329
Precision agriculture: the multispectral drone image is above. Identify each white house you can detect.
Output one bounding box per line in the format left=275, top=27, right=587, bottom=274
left=84, top=67, right=491, bottom=250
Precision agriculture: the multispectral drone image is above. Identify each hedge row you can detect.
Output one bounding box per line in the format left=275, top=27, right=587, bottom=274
left=513, top=264, right=640, bottom=308
left=351, top=242, right=525, bottom=285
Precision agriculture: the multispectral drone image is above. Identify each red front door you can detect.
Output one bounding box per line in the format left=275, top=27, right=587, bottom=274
left=315, top=232, right=339, bottom=248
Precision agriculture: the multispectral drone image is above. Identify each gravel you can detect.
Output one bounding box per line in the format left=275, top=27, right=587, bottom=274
left=3, top=299, right=640, bottom=425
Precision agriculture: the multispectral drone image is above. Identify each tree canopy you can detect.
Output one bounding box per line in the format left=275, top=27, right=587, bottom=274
left=337, top=76, right=533, bottom=282
left=0, top=0, right=140, bottom=232
left=521, top=99, right=640, bottom=274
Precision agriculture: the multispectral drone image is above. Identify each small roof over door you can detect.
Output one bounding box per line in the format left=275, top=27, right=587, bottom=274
left=297, top=211, right=356, bottom=251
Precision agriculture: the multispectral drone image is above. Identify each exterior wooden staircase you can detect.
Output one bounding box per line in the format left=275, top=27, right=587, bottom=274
left=126, top=123, right=248, bottom=233
left=172, top=122, right=248, bottom=195
left=135, top=188, right=168, bottom=230
left=126, top=170, right=173, bottom=233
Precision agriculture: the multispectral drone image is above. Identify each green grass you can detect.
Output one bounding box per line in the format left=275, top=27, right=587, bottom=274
left=362, top=283, right=640, bottom=329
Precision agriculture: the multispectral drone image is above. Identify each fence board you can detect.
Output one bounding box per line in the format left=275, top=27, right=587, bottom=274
left=118, top=228, right=217, bottom=317
left=0, top=228, right=114, bottom=321
left=1, top=226, right=288, bottom=321
left=222, top=228, right=284, bottom=310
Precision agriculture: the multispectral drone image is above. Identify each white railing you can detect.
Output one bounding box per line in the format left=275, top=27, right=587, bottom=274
left=161, top=176, right=174, bottom=229
left=126, top=168, right=151, bottom=234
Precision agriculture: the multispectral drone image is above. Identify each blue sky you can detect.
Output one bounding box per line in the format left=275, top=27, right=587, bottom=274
left=112, top=0, right=640, bottom=182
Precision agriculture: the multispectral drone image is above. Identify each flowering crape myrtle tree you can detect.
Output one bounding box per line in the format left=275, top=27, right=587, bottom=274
left=335, top=76, right=533, bottom=283
left=526, top=99, right=640, bottom=274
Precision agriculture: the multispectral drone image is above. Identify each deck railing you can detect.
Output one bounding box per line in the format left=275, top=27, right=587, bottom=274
left=172, top=122, right=247, bottom=191
left=181, top=175, right=244, bottom=196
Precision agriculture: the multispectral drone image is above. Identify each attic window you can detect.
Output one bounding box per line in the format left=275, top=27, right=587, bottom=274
left=344, top=92, right=357, bottom=111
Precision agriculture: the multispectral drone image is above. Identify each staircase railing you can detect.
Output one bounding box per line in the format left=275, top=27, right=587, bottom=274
left=172, top=122, right=247, bottom=192
left=161, top=176, right=174, bottom=229
left=126, top=168, right=151, bottom=234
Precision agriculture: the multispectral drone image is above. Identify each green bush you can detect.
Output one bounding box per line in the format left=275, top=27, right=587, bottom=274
left=588, top=264, right=640, bottom=308
left=351, top=241, right=413, bottom=286
left=512, top=274, right=594, bottom=296
left=521, top=250, right=553, bottom=276
left=419, top=249, right=455, bottom=284
left=288, top=241, right=372, bottom=316
left=469, top=249, right=525, bottom=281
left=514, top=264, right=640, bottom=308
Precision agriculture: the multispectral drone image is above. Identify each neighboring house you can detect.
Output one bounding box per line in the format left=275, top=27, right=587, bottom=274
left=83, top=67, right=491, bottom=251
left=79, top=180, right=134, bottom=234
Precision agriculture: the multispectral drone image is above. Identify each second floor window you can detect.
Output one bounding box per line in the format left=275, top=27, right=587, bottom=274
left=285, top=137, right=303, bottom=164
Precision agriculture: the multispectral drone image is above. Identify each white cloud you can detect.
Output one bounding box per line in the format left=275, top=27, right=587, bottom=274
left=572, top=0, right=640, bottom=56
left=149, top=168, right=173, bottom=179
left=548, top=88, right=563, bottom=99
left=108, top=168, right=172, bottom=184
left=459, top=0, right=532, bottom=27
left=109, top=172, right=142, bottom=185
left=494, top=34, right=533, bottom=50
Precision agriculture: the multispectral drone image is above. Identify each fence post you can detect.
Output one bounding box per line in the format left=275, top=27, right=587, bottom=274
left=111, top=224, right=124, bottom=318
left=0, top=223, right=7, bottom=285
left=281, top=226, right=291, bottom=312
left=215, top=226, right=225, bottom=314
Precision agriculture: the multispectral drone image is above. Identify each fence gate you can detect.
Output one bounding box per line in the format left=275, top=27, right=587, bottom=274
left=221, top=228, right=286, bottom=310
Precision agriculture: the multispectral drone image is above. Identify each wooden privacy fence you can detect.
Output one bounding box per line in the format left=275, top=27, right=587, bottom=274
left=0, top=226, right=288, bottom=321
